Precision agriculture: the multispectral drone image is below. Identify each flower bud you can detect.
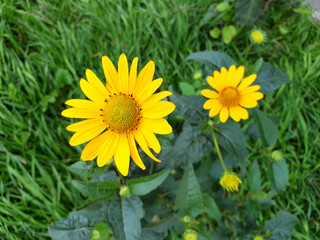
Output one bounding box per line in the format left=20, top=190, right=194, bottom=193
left=250, top=29, right=266, bottom=44
left=119, top=185, right=131, bottom=198
left=220, top=172, right=242, bottom=192
left=253, top=236, right=264, bottom=240
left=183, top=229, right=198, bottom=240
left=183, top=215, right=191, bottom=223
left=271, top=150, right=282, bottom=162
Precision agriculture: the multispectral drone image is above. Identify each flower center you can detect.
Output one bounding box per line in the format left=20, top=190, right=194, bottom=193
left=219, top=87, right=240, bottom=107
left=251, top=31, right=264, bottom=43
left=103, top=94, right=140, bottom=133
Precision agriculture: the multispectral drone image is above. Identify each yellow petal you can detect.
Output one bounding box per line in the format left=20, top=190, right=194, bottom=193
left=81, top=130, right=112, bottom=161
left=237, top=74, right=257, bottom=91
left=118, top=54, right=129, bottom=93
left=226, top=65, right=236, bottom=85
left=219, top=107, right=229, bottom=123
left=61, top=107, right=101, bottom=119
left=133, top=130, right=160, bottom=162
left=128, top=133, right=146, bottom=170
left=141, top=101, right=175, bottom=119
left=114, top=134, right=130, bottom=176
left=239, top=98, right=258, bottom=108
left=139, top=118, right=172, bottom=135
left=229, top=106, right=241, bottom=122
left=97, top=132, right=119, bottom=167
left=65, top=99, right=100, bottom=109
left=236, top=106, right=249, bottom=120
left=79, top=79, right=105, bottom=105
left=203, top=99, right=220, bottom=110
left=86, top=69, right=110, bottom=97
left=137, top=78, right=163, bottom=103
left=128, top=57, right=138, bottom=94
left=231, top=66, right=245, bottom=87
left=201, top=89, right=219, bottom=99
left=240, top=85, right=260, bottom=95
left=69, top=124, right=107, bottom=146
left=141, top=91, right=172, bottom=107
left=243, top=92, right=264, bottom=101
left=134, top=61, right=155, bottom=97
left=209, top=103, right=223, bottom=117
left=138, top=126, right=161, bottom=153
left=66, top=118, right=102, bottom=132
left=102, top=56, right=119, bottom=93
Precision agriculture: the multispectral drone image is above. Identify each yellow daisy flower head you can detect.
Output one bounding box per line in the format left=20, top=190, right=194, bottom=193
left=201, top=65, right=263, bottom=123
left=254, top=236, right=264, bottom=240
left=62, top=54, right=176, bottom=176
left=250, top=29, right=266, bottom=44
left=220, top=172, right=242, bottom=192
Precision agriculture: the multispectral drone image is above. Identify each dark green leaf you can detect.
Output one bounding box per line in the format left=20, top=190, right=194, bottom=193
left=202, top=194, right=221, bottom=221
left=72, top=180, right=120, bottom=201
left=247, top=160, right=261, bottom=192
left=106, top=195, right=143, bottom=240
left=253, top=108, right=278, bottom=147
left=255, top=63, right=291, bottom=93
left=69, top=161, right=108, bottom=179
left=141, top=215, right=178, bottom=240
left=179, top=82, right=196, bottom=95
left=235, top=0, right=262, bottom=26
left=265, top=211, right=299, bottom=240
left=186, top=51, right=235, bottom=71
left=48, top=202, right=106, bottom=240
left=128, top=169, right=170, bottom=196
left=169, top=87, right=207, bottom=124
left=272, top=160, right=289, bottom=192
left=175, top=162, right=204, bottom=218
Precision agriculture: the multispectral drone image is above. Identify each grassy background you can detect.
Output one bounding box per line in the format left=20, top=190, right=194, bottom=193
left=0, top=0, right=319, bottom=239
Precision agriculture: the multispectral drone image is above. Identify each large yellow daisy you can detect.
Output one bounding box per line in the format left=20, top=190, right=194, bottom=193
left=61, top=54, right=175, bottom=176
left=201, top=65, right=263, bottom=123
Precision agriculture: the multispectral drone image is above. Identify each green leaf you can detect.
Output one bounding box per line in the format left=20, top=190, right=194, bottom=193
left=235, top=0, right=262, bottom=26
left=55, top=68, right=73, bottom=88
left=70, top=161, right=109, bottom=179
left=72, top=180, right=120, bottom=201
left=141, top=215, right=178, bottom=240
left=48, top=202, right=107, bottom=240
left=247, top=160, right=261, bottom=192
left=92, top=222, right=112, bottom=240
left=201, top=4, right=217, bottom=26
left=178, top=82, right=196, bottom=95
left=175, top=162, right=204, bottom=218
left=253, top=108, right=278, bottom=147
left=222, top=25, right=237, bottom=44
left=264, top=211, right=299, bottom=240
left=209, top=27, right=220, bottom=39
left=216, top=2, right=230, bottom=12
left=272, top=160, right=289, bottom=192
left=128, top=169, right=170, bottom=196
left=293, top=8, right=313, bottom=15
left=106, top=195, right=143, bottom=240
left=173, top=123, right=212, bottom=166
left=202, top=194, right=221, bottom=221
left=187, top=51, right=235, bottom=71
left=255, top=63, right=291, bottom=93
left=192, top=80, right=202, bottom=89
left=169, top=87, right=207, bottom=124
left=215, top=121, right=248, bottom=173
left=278, top=24, right=289, bottom=35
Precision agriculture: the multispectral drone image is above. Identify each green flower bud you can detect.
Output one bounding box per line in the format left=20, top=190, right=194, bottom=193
left=91, top=229, right=100, bottom=240
left=183, top=215, right=191, bottom=223
left=183, top=229, right=198, bottom=240
left=253, top=236, right=264, bottom=240
left=271, top=150, right=282, bottom=162
left=119, top=185, right=131, bottom=198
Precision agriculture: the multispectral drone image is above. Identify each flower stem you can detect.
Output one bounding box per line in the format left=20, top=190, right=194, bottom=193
left=243, top=43, right=252, bottom=65
left=211, top=128, right=228, bottom=172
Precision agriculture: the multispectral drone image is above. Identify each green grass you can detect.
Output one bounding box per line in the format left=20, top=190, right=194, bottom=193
left=0, top=0, right=319, bottom=239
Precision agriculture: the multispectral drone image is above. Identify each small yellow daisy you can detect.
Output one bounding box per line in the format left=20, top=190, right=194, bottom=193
left=220, top=172, right=242, bottom=192
left=201, top=65, right=263, bottom=123
left=250, top=30, right=266, bottom=44
left=62, top=54, right=175, bottom=176
left=254, top=236, right=264, bottom=240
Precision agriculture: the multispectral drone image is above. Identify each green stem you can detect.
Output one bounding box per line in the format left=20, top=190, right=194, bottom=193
left=211, top=128, right=228, bottom=172
left=243, top=43, right=252, bottom=65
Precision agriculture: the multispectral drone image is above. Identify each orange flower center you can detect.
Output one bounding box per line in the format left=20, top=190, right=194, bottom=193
left=219, top=87, right=240, bottom=107
left=103, top=94, right=141, bottom=133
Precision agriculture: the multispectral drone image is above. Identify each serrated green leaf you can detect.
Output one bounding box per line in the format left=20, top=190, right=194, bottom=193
left=235, top=0, right=262, bottom=26
left=202, top=194, right=221, bottom=221
left=222, top=25, right=237, bottom=44
left=128, top=169, right=170, bottom=196
left=141, top=215, right=178, bottom=240
left=187, top=51, right=235, bottom=71
left=272, top=160, right=289, bottom=192
left=175, top=162, right=204, bottom=218
left=106, top=195, right=143, bottom=240
left=253, top=108, right=278, bottom=147
left=72, top=180, right=120, bottom=201
left=265, top=211, right=299, bottom=240
left=179, top=82, right=196, bottom=95
left=70, top=161, right=109, bottom=179
left=48, top=202, right=107, bottom=240
left=255, top=63, right=291, bottom=93
left=247, top=160, right=261, bottom=192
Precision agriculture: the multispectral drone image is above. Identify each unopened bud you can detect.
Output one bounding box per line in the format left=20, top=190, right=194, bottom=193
left=271, top=150, right=282, bottom=162
left=183, top=215, right=191, bottom=223
left=253, top=236, right=264, bottom=240
left=119, top=185, right=131, bottom=198
left=183, top=229, right=198, bottom=240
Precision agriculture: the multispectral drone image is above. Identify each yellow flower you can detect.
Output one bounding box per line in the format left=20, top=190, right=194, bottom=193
left=250, top=30, right=265, bottom=44
left=193, top=71, right=202, bottom=79
left=183, top=229, right=198, bottom=240
left=220, top=172, right=242, bottom=192
left=201, top=65, right=263, bottom=123
left=254, top=236, right=264, bottom=240
left=62, top=54, right=175, bottom=176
